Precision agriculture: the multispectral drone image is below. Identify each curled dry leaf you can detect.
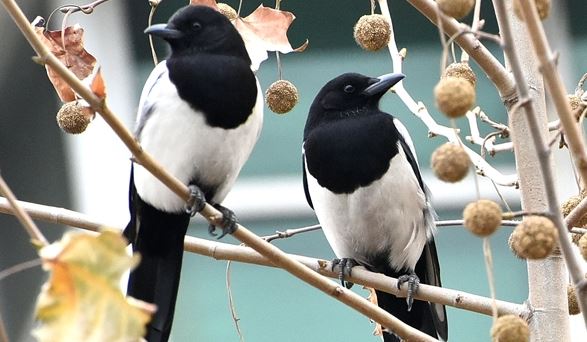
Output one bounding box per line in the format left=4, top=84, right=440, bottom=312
left=32, top=17, right=106, bottom=103
left=33, top=230, right=154, bottom=342
left=233, top=5, right=308, bottom=71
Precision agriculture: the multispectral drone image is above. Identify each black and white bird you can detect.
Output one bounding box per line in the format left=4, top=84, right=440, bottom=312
left=302, top=73, right=447, bottom=341
left=123, top=5, right=262, bottom=341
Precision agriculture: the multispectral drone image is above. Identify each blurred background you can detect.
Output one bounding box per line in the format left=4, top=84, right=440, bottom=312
left=0, top=0, right=586, bottom=340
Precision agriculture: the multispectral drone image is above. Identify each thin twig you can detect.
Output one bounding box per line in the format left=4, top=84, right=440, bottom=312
left=0, top=174, right=48, bottom=246
left=148, top=2, right=159, bottom=66
left=495, top=0, right=587, bottom=326
left=482, top=238, right=498, bottom=321
left=0, top=197, right=527, bottom=318
left=263, top=224, right=321, bottom=242
left=59, top=0, right=111, bottom=14
left=226, top=261, right=245, bottom=342
left=0, top=259, right=42, bottom=282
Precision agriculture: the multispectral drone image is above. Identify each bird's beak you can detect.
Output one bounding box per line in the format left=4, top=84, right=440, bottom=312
left=144, top=23, right=183, bottom=40
left=362, top=73, right=405, bottom=96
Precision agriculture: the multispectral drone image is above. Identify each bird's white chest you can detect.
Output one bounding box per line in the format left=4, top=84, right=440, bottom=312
left=306, top=146, right=431, bottom=271
left=133, top=73, right=263, bottom=213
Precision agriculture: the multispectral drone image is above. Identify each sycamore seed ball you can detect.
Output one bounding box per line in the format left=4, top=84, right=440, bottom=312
left=511, top=216, right=558, bottom=259
left=491, top=315, right=529, bottom=342
left=561, top=195, right=587, bottom=227
left=463, top=200, right=502, bottom=237
left=436, top=0, right=475, bottom=19
left=266, top=80, right=299, bottom=114
left=442, top=62, right=477, bottom=88
left=568, top=284, right=581, bottom=315
left=579, top=234, right=587, bottom=261
left=56, top=101, right=92, bottom=134
left=513, top=0, right=551, bottom=22
left=353, top=14, right=391, bottom=51
left=217, top=3, right=238, bottom=20
left=431, top=143, right=470, bottom=182
left=508, top=232, right=525, bottom=259
left=434, top=77, right=476, bottom=118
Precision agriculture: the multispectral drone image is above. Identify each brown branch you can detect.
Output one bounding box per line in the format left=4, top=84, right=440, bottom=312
left=405, top=0, right=516, bottom=100
left=0, top=197, right=527, bottom=319
left=517, top=1, right=587, bottom=195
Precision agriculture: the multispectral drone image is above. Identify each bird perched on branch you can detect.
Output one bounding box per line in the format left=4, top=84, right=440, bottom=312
left=123, top=5, right=262, bottom=341
left=302, top=73, right=447, bottom=341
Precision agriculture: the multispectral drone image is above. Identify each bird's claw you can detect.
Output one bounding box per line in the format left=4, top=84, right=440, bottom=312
left=208, top=204, right=238, bottom=239
left=184, top=185, right=206, bottom=217
left=397, top=272, right=420, bottom=311
left=332, top=258, right=359, bottom=289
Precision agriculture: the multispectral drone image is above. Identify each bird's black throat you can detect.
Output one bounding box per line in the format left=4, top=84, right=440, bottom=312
left=304, top=113, right=401, bottom=194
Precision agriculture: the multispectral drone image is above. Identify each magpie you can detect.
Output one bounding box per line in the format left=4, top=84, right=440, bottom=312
left=123, top=5, right=263, bottom=341
left=302, top=73, right=448, bottom=341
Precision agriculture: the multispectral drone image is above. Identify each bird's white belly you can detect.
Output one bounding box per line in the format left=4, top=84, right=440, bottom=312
left=133, top=78, right=263, bottom=213
left=307, top=148, right=430, bottom=271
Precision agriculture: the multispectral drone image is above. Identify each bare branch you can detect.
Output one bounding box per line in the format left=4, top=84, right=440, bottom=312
left=494, top=0, right=587, bottom=327
left=405, top=0, right=516, bottom=99
left=0, top=173, right=48, bottom=246
left=263, top=224, right=321, bottom=242
left=0, top=197, right=527, bottom=318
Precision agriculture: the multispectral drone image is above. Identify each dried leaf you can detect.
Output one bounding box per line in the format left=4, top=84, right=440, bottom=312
left=233, top=5, right=308, bottom=71
left=32, top=17, right=106, bottom=102
left=189, top=0, right=219, bottom=10
left=33, top=230, right=154, bottom=342
left=364, top=286, right=384, bottom=337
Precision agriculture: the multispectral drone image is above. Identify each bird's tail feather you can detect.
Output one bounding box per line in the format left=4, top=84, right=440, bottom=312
left=126, top=199, right=190, bottom=342
left=375, top=289, right=438, bottom=342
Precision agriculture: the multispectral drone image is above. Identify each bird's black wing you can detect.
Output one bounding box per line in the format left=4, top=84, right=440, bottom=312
left=397, top=133, right=425, bottom=192
left=416, top=238, right=449, bottom=341
left=123, top=163, right=137, bottom=243
left=302, top=149, right=314, bottom=209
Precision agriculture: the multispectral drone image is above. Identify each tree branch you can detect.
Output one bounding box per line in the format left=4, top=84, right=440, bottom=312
left=0, top=173, right=47, bottom=246
left=405, top=0, right=516, bottom=100
left=0, top=197, right=527, bottom=319
left=494, top=0, right=587, bottom=328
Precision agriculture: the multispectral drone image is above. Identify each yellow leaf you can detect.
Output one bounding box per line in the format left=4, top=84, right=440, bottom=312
left=33, top=230, right=155, bottom=342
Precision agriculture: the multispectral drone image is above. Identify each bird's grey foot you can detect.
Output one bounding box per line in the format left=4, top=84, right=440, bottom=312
left=332, top=258, right=360, bottom=289
left=397, top=272, right=420, bottom=311
left=184, top=184, right=206, bottom=217
left=208, top=204, right=238, bottom=239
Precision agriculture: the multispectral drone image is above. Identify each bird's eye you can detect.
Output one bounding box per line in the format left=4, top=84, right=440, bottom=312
left=344, top=85, right=355, bottom=93
left=192, top=22, right=202, bottom=30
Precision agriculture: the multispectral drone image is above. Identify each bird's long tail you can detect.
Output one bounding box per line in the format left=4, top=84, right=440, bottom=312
left=375, top=289, right=439, bottom=342
left=125, top=197, right=190, bottom=342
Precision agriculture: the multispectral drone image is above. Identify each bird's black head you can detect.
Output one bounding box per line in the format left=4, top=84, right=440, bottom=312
left=145, top=5, right=250, bottom=63
left=304, top=72, right=404, bottom=137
